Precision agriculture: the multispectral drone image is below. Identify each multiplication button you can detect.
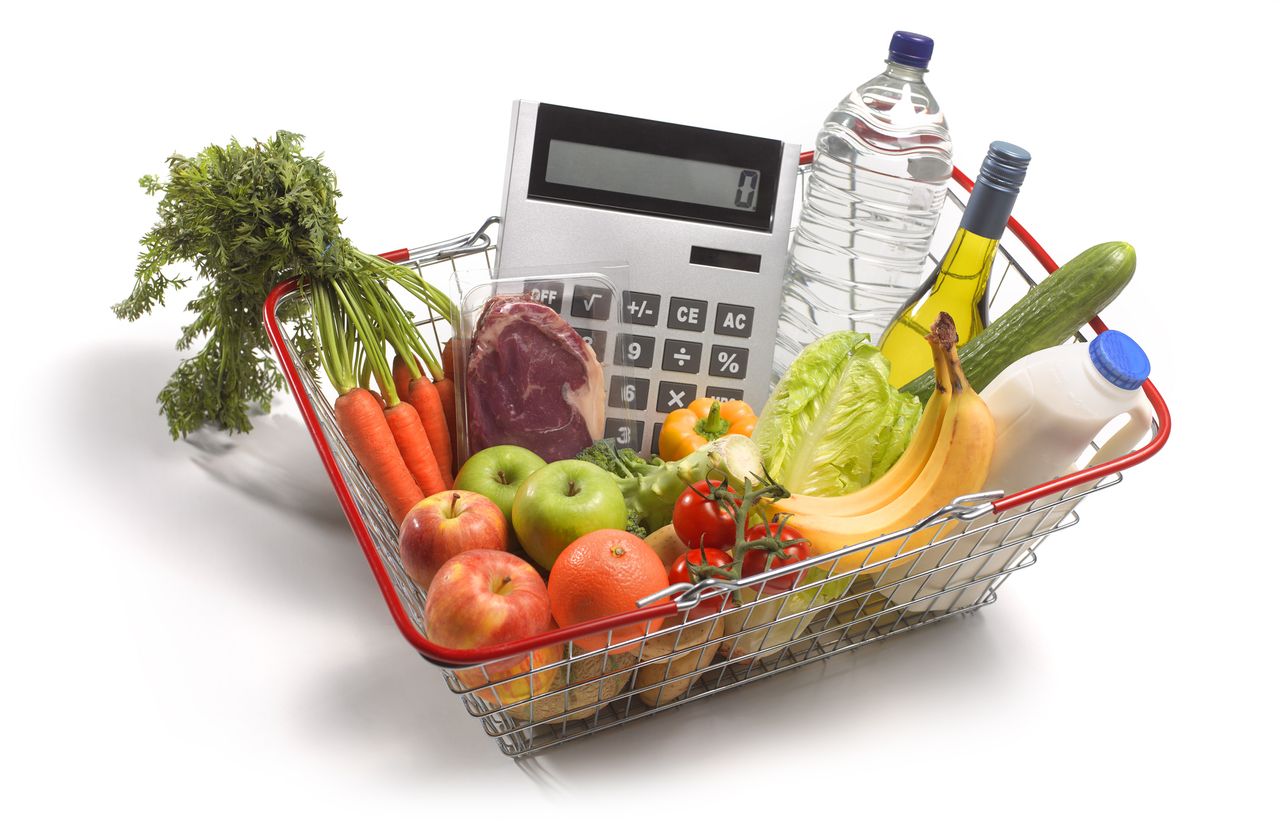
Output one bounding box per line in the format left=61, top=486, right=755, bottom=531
left=573, top=327, right=606, bottom=361
left=708, top=344, right=748, bottom=379
left=570, top=285, right=612, bottom=320
left=667, top=297, right=708, bottom=332
left=656, top=381, right=697, bottom=413
left=526, top=281, right=564, bottom=313
left=604, top=418, right=644, bottom=450
left=662, top=339, right=703, bottom=374
left=613, top=333, right=655, bottom=369
left=608, top=375, right=650, bottom=410
left=621, top=291, right=660, bottom=326
left=714, top=303, right=754, bottom=338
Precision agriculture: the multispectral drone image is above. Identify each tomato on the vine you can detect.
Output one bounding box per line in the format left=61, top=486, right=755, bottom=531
left=667, top=547, right=734, bottom=587
left=672, top=479, right=738, bottom=551
left=668, top=546, right=735, bottom=615
left=740, top=521, right=811, bottom=593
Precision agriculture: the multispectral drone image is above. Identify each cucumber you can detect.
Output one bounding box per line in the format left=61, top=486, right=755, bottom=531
left=899, top=241, right=1137, bottom=403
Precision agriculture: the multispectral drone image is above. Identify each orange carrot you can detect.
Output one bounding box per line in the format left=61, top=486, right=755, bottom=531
left=334, top=387, right=423, bottom=524
left=392, top=353, right=422, bottom=407
left=434, top=378, right=457, bottom=470
left=408, top=376, right=454, bottom=486
left=384, top=401, right=447, bottom=497
left=442, top=338, right=456, bottom=382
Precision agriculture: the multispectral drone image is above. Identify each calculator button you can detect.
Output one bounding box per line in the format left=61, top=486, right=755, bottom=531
left=573, top=327, right=607, bottom=361
left=604, top=418, right=644, bottom=450
left=708, top=344, right=748, bottom=379
left=706, top=386, right=744, bottom=402
left=527, top=280, right=564, bottom=313
left=612, top=333, right=655, bottom=369
left=621, top=291, right=660, bottom=326
left=714, top=303, right=754, bottom=338
left=570, top=285, right=612, bottom=321
left=656, top=381, right=697, bottom=413
left=650, top=423, right=663, bottom=456
left=662, top=339, right=703, bottom=374
left=667, top=297, right=708, bottom=332
left=608, top=375, right=650, bottom=410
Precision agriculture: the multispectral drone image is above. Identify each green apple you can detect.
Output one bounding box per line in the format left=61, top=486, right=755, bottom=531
left=512, top=460, right=627, bottom=571
left=454, top=446, right=547, bottom=540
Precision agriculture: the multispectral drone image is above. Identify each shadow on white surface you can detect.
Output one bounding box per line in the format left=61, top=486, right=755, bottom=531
left=65, top=340, right=1041, bottom=791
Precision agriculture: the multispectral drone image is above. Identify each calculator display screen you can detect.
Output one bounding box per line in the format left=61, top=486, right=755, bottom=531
left=545, top=140, right=761, bottom=212
left=527, top=104, right=782, bottom=232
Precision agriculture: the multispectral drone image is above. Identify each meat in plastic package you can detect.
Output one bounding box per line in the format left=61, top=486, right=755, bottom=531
left=450, top=264, right=643, bottom=464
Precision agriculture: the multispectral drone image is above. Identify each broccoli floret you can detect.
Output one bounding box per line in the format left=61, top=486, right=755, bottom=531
left=574, top=438, right=763, bottom=535
left=625, top=510, right=648, bottom=539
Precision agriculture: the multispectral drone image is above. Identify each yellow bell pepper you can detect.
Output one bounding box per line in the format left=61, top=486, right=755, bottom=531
left=658, top=397, right=757, bottom=461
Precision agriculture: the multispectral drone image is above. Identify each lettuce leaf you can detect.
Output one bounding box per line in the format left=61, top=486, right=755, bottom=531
left=753, top=331, right=921, bottom=496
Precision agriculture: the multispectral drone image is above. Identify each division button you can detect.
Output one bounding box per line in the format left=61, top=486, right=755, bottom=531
left=612, top=333, right=655, bottom=369
left=526, top=280, right=565, bottom=313
left=661, top=339, right=703, bottom=374
left=573, top=327, right=607, bottom=361
left=714, top=303, right=754, bottom=338
left=708, top=344, right=748, bottom=379
left=608, top=375, right=651, bottom=410
left=621, top=290, right=660, bottom=326
left=656, top=381, right=697, bottom=413
left=667, top=297, right=708, bottom=332
left=570, top=285, right=613, bottom=320
left=604, top=418, right=644, bottom=451
left=705, top=386, right=744, bottom=403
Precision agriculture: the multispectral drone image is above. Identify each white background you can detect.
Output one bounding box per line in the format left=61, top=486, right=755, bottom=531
left=3, top=1, right=1275, bottom=819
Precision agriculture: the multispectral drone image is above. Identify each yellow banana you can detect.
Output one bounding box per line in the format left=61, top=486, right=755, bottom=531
left=772, top=340, right=952, bottom=518
left=781, top=314, right=995, bottom=577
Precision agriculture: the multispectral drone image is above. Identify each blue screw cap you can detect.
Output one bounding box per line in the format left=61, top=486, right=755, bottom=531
left=1088, top=330, right=1150, bottom=390
left=977, top=141, right=1032, bottom=194
left=888, top=31, right=934, bottom=70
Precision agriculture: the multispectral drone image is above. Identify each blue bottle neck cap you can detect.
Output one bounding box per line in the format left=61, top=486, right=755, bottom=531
left=888, top=31, right=934, bottom=70
left=1088, top=330, right=1150, bottom=391
left=976, top=141, right=1032, bottom=194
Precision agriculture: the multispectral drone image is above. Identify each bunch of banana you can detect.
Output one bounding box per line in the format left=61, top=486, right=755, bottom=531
left=770, top=313, right=995, bottom=577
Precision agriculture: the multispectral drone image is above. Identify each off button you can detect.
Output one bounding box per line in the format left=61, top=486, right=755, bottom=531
left=715, top=303, right=754, bottom=338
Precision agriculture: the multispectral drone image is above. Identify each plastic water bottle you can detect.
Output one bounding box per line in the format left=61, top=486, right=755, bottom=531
left=775, top=31, right=953, bottom=378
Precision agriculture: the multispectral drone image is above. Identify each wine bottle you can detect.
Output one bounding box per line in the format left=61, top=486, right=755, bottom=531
left=878, top=141, right=1032, bottom=387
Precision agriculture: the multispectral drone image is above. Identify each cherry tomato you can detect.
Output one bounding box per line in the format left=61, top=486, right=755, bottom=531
left=667, top=547, right=735, bottom=587
left=740, top=521, right=811, bottom=593
left=668, top=547, right=735, bottom=615
left=672, top=479, right=738, bottom=551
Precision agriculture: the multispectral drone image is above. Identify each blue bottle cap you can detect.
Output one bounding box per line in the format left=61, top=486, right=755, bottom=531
left=977, top=141, right=1032, bottom=194
left=888, top=31, right=934, bottom=70
left=1088, top=330, right=1150, bottom=390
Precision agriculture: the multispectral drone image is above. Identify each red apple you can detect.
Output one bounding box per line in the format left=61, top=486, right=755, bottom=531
left=399, top=490, right=508, bottom=590
left=424, top=549, right=560, bottom=705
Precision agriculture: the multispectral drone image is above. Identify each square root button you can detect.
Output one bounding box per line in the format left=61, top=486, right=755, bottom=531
left=714, top=303, right=754, bottom=338
left=661, top=339, right=702, bottom=374
left=570, top=284, right=612, bottom=320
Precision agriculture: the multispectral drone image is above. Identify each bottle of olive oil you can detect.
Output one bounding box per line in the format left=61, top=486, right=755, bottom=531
left=879, top=141, right=1032, bottom=387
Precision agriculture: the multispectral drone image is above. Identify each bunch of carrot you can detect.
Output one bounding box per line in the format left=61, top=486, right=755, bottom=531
left=310, top=255, right=460, bottom=526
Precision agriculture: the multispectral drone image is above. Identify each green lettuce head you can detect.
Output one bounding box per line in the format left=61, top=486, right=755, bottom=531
left=753, top=332, right=921, bottom=496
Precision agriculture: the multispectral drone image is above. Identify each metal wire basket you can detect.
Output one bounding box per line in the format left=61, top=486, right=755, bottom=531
left=263, top=163, right=1171, bottom=758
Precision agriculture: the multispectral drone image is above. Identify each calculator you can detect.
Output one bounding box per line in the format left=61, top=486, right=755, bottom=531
left=495, top=101, right=800, bottom=456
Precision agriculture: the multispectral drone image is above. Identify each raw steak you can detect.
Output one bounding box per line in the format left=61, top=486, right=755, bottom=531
left=466, top=294, right=605, bottom=461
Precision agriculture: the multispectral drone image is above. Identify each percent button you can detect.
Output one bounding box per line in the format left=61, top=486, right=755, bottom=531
left=708, top=345, right=748, bottom=380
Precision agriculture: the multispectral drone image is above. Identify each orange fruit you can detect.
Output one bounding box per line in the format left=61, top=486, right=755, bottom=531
left=548, top=529, right=669, bottom=654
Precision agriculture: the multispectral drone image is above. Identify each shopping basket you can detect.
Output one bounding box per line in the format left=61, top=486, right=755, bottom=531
left=263, top=156, right=1172, bottom=757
